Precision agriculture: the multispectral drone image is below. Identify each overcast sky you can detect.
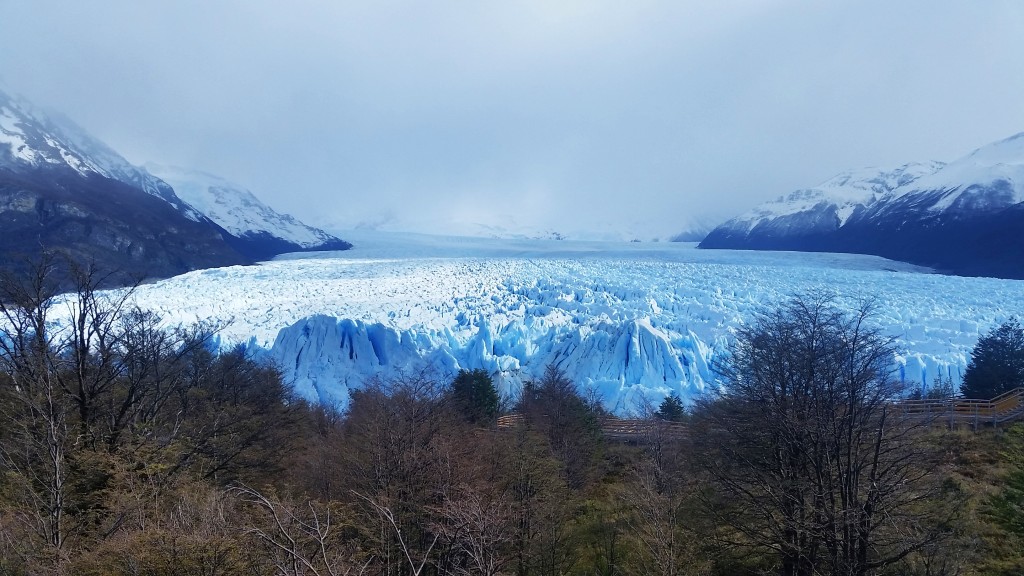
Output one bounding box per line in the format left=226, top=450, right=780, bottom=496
left=1, top=1, right=1023, bottom=238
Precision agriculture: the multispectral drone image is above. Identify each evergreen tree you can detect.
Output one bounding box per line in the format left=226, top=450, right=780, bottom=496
left=657, top=393, right=685, bottom=422
left=961, top=318, right=1024, bottom=399
left=451, top=368, right=500, bottom=425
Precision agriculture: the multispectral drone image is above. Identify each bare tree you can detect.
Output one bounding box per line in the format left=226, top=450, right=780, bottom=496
left=432, top=486, right=515, bottom=576
left=0, top=254, right=256, bottom=571
left=622, top=458, right=709, bottom=576
left=354, top=491, right=438, bottom=576
left=694, top=293, right=954, bottom=576
left=56, top=260, right=138, bottom=447
left=518, top=365, right=604, bottom=490
left=500, top=427, right=576, bottom=576
left=236, top=484, right=368, bottom=576
left=340, top=372, right=454, bottom=576
left=0, top=252, right=76, bottom=574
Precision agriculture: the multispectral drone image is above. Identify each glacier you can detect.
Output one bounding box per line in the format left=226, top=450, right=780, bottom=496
left=105, top=230, right=1023, bottom=412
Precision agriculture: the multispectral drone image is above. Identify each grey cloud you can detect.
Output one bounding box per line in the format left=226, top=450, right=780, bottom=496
left=1, top=0, right=1023, bottom=238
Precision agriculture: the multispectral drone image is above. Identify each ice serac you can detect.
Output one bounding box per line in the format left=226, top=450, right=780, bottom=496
left=270, top=312, right=718, bottom=412
left=145, top=164, right=352, bottom=260
left=700, top=131, right=1024, bottom=278
left=271, top=316, right=429, bottom=405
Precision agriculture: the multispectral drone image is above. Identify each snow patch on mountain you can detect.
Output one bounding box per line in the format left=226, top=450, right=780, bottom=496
left=711, top=131, right=1024, bottom=241
left=145, top=164, right=344, bottom=249
left=0, top=106, right=37, bottom=163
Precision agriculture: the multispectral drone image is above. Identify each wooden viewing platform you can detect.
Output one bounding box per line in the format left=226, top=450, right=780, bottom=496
left=496, top=413, right=687, bottom=442
left=899, top=387, right=1024, bottom=429
left=496, top=388, right=1024, bottom=440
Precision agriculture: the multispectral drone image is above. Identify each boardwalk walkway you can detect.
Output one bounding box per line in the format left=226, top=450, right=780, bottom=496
left=496, top=413, right=686, bottom=442
left=899, top=387, right=1024, bottom=429
left=497, top=388, right=1024, bottom=441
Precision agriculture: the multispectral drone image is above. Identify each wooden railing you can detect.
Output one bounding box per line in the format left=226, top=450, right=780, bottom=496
left=899, top=387, right=1024, bottom=428
left=599, top=417, right=688, bottom=441
left=497, top=388, right=1024, bottom=439
left=497, top=413, right=686, bottom=442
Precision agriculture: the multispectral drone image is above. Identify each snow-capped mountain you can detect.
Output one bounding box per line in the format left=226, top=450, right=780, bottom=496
left=145, top=164, right=351, bottom=260
left=705, top=162, right=944, bottom=238
left=700, top=133, right=1024, bottom=278
left=0, top=89, right=350, bottom=284
left=0, top=90, right=249, bottom=284
left=891, top=133, right=1024, bottom=209
left=86, top=231, right=1023, bottom=412
left=0, top=91, right=203, bottom=219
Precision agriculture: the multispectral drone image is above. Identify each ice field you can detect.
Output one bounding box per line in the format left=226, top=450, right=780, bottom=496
left=120, top=230, right=1024, bottom=411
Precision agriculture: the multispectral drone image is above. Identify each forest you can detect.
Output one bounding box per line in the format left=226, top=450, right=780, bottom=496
left=2, top=256, right=1024, bottom=576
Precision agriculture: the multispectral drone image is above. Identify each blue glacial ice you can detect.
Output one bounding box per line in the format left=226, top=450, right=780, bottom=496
left=116, top=231, right=1024, bottom=412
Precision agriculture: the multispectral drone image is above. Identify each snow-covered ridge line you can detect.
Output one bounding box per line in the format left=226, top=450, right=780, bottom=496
left=720, top=162, right=946, bottom=235
left=718, top=128, right=1024, bottom=233
left=104, top=234, right=1024, bottom=412
left=1, top=88, right=349, bottom=264
left=701, top=131, right=1024, bottom=279
left=0, top=90, right=207, bottom=221
left=145, top=163, right=344, bottom=249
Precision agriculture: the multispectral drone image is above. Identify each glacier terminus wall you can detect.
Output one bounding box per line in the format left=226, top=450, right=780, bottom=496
left=108, top=234, right=1024, bottom=413
left=270, top=312, right=718, bottom=411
